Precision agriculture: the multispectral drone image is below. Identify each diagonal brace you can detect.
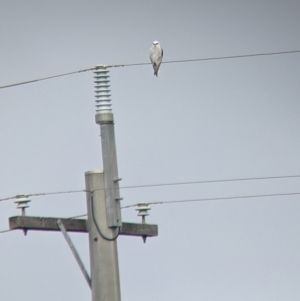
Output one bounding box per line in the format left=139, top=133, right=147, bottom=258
left=57, top=219, right=91, bottom=289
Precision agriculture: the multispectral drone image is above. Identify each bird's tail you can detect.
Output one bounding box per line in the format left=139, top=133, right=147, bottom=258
left=154, top=68, right=161, bottom=77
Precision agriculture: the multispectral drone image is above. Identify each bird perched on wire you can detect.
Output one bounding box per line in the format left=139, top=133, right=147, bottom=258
left=149, top=41, right=163, bottom=76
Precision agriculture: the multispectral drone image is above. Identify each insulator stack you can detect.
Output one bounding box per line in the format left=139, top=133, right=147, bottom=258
left=94, top=66, right=112, bottom=114
left=15, top=194, right=31, bottom=216
left=136, top=203, right=151, bottom=224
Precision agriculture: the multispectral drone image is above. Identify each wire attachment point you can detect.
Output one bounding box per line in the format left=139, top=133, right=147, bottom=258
left=15, top=194, right=31, bottom=216
left=136, top=203, right=151, bottom=243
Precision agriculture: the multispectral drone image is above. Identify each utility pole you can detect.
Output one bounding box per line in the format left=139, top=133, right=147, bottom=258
left=8, top=65, right=158, bottom=301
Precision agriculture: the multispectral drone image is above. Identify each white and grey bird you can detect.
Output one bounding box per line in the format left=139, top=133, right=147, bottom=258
left=149, top=41, right=163, bottom=76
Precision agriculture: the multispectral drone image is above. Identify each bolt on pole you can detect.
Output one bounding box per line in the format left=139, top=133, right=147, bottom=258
left=94, top=66, right=122, bottom=228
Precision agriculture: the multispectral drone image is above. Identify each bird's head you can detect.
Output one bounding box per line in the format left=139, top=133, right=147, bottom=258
left=153, top=41, right=159, bottom=45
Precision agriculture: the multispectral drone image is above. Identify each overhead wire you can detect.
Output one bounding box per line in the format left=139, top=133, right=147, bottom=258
left=68, top=213, right=88, bottom=220
left=1, top=49, right=299, bottom=89
left=50, top=190, right=300, bottom=221
left=109, top=174, right=300, bottom=191
left=108, top=49, right=300, bottom=68
left=1, top=174, right=300, bottom=203
left=0, top=189, right=87, bottom=202
left=0, top=229, right=13, bottom=234
left=121, top=191, right=300, bottom=209
left=0, top=67, right=94, bottom=89
left=2, top=190, right=299, bottom=234
left=28, top=189, right=87, bottom=198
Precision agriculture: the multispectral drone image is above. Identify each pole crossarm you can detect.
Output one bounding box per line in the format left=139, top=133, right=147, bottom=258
left=9, top=216, right=158, bottom=237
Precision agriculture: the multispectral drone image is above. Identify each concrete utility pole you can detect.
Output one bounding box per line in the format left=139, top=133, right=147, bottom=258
left=88, top=66, right=122, bottom=301
left=8, top=65, right=158, bottom=301
left=86, top=171, right=121, bottom=301
left=86, top=66, right=122, bottom=301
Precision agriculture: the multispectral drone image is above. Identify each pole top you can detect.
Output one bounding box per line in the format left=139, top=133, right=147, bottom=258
left=85, top=169, right=103, bottom=175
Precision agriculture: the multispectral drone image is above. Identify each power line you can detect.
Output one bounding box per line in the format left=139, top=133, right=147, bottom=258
left=0, top=67, right=94, bottom=89
left=121, top=191, right=300, bottom=209
left=28, top=189, right=87, bottom=198
left=0, top=189, right=86, bottom=203
left=68, top=213, right=88, bottom=219
left=114, top=174, right=300, bottom=191
left=1, top=49, right=299, bottom=89
left=29, top=189, right=300, bottom=221
left=109, top=49, right=300, bottom=68
left=0, top=229, right=13, bottom=234
left=1, top=174, right=300, bottom=203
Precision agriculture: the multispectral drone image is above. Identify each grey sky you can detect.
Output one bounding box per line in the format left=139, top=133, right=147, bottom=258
left=1, top=1, right=300, bottom=300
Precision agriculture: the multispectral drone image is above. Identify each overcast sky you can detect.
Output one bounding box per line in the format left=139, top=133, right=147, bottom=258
left=1, top=1, right=300, bottom=301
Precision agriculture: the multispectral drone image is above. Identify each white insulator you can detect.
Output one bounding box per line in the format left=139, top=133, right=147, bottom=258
left=94, top=66, right=112, bottom=113
left=135, top=203, right=151, bottom=217
left=15, top=194, right=31, bottom=215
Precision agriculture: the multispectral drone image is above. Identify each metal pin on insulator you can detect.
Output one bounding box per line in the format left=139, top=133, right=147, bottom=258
left=15, top=194, right=31, bottom=216
left=136, top=203, right=151, bottom=243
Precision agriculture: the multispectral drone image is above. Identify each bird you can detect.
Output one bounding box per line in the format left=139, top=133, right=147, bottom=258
left=149, top=41, right=163, bottom=76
